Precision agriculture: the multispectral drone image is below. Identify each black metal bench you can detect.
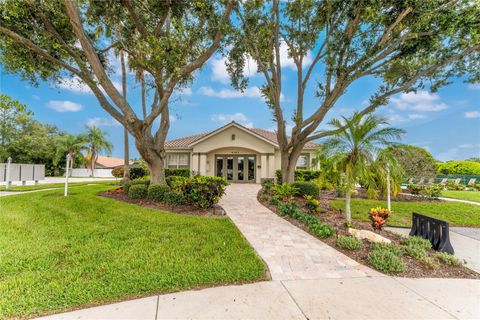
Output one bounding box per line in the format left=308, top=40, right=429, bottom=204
left=409, top=212, right=454, bottom=254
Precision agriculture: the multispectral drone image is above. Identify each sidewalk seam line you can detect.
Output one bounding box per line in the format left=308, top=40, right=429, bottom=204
left=154, top=295, right=160, bottom=320
left=392, top=278, right=460, bottom=320
left=280, top=280, right=309, bottom=320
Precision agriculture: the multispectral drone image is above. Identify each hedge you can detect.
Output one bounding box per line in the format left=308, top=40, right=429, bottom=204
left=147, top=184, right=170, bottom=201
left=436, top=161, right=480, bottom=175
left=275, top=169, right=322, bottom=183
left=182, top=176, right=228, bottom=209
left=128, top=184, right=148, bottom=199
left=165, top=168, right=190, bottom=177
left=123, top=177, right=150, bottom=194
left=291, top=181, right=320, bottom=198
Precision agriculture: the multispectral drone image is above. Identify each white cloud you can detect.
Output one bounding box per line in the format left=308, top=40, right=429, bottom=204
left=87, top=117, right=121, bottom=127
left=209, top=42, right=312, bottom=84
left=57, top=76, right=122, bottom=95
left=86, top=117, right=121, bottom=127
left=390, top=91, right=448, bottom=112
left=32, top=95, right=40, bottom=101
left=169, top=115, right=177, bottom=122
left=47, top=100, right=82, bottom=112
left=198, top=86, right=261, bottom=99
left=211, top=112, right=253, bottom=128
left=177, top=87, right=192, bottom=96
left=57, top=76, right=91, bottom=94
left=459, top=143, right=480, bottom=149
left=437, top=148, right=459, bottom=162
left=407, top=113, right=426, bottom=120
left=464, top=111, right=480, bottom=118
left=468, top=83, right=480, bottom=90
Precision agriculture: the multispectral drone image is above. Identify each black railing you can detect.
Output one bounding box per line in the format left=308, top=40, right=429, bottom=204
left=409, top=212, right=454, bottom=254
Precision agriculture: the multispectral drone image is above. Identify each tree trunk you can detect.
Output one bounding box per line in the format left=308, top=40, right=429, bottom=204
left=345, top=188, right=352, bottom=222
left=135, top=134, right=167, bottom=185
left=123, top=129, right=130, bottom=179
left=280, top=143, right=304, bottom=183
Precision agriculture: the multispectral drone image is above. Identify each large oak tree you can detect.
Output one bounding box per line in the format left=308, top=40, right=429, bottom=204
left=227, top=0, right=479, bottom=182
left=0, top=0, right=233, bottom=184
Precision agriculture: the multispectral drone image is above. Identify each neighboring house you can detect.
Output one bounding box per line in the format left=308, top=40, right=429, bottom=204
left=90, top=156, right=129, bottom=169
left=165, top=121, right=320, bottom=183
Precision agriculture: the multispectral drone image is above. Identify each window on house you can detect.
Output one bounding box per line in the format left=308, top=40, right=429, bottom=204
left=296, top=154, right=309, bottom=170
left=166, top=154, right=189, bottom=169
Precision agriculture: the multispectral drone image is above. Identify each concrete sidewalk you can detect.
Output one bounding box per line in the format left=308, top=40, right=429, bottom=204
left=37, top=277, right=480, bottom=320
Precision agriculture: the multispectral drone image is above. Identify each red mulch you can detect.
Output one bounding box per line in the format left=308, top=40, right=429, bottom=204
left=258, top=190, right=479, bottom=279
left=100, top=189, right=226, bottom=216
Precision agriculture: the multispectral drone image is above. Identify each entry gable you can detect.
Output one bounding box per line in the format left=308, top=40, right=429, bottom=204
left=190, top=121, right=278, bottom=148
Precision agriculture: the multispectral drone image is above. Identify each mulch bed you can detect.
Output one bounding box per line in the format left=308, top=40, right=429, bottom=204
left=100, top=190, right=226, bottom=216
left=258, top=190, right=479, bottom=279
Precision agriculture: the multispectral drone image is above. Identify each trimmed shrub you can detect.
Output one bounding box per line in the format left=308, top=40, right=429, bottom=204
left=368, top=249, right=405, bottom=273
left=371, top=243, right=404, bottom=257
left=261, top=178, right=275, bottom=193
left=445, top=181, right=466, bottom=191
left=422, top=184, right=442, bottom=198
left=407, top=184, right=425, bottom=195
left=111, top=166, right=124, bottom=178
left=272, top=183, right=299, bottom=203
left=165, top=168, right=190, bottom=177
left=129, top=166, right=148, bottom=179
left=436, top=252, right=464, bottom=266
left=182, top=176, right=228, bottom=209
left=147, top=184, right=170, bottom=201
left=277, top=201, right=334, bottom=238
left=128, top=184, right=148, bottom=199
left=275, top=169, right=322, bottom=183
left=163, top=191, right=186, bottom=206
left=166, top=176, right=189, bottom=192
left=336, top=236, right=363, bottom=250
left=292, top=181, right=319, bottom=198
left=123, top=177, right=150, bottom=194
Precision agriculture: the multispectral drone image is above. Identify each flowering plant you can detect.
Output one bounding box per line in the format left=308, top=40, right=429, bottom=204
left=368, top=207, right=391, bottom=230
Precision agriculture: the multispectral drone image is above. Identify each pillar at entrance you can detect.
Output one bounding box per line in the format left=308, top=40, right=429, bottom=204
left=260, top=154, right=268, bottom=181
left=199, top=154, right=207, bottom=176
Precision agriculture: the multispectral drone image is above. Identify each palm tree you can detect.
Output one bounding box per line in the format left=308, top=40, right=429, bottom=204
left=85, top=125, right=113, bottom=177
left=321, top=112, right=405, bottom=222
left=53, top=133, right=87, bottom=175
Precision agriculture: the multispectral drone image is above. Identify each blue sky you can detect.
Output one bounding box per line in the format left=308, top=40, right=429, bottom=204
left=1, top=51, right=479, bottom=162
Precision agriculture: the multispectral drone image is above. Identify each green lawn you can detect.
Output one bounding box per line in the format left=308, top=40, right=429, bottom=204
left=0, top=184, right=266, bottom=318
left=331, top=198, right=480, bottom=227
left=441, top=190, right=480, bottom=203
left=0, top=180, right=117, bottom=191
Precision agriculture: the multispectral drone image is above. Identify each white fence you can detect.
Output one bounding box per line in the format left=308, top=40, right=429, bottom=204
left=0, top=163, right=45, bottom=184
left=69, top=168, right=114, bottom=178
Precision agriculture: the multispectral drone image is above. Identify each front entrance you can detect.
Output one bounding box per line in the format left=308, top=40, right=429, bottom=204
left=215, top=155, right=256, bottom=183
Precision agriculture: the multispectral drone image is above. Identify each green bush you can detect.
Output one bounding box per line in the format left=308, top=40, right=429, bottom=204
left=277, top=202, right=333, bottom=238
left=261, top=178, right=275, bottom=193
left=269, top=195, right=281, bottom=206
left=399, top=236, right=439, bottom=269
left=407, top=184, right=425, bottom=195
left=368, top=244, right=405, bottom=273
left=163, top=191, right=186, bottom=206
left=400, top=236, right=431, bottom=251
left=124, top=177, right=150, bottom=194
left=436, top=252, right=464, bottom=266
left=166, top=176, right=189, bottom=192
left=336, top=236, right=363, bottom=250
left=437, top=161, right=480, bottom=175
left=272, top=183, right=299, bottom=203
left=292, top=181, right=319, bottom=198
left=182, top=176, right=228, bottom=209
left=111, top=166, right=124, bottom=178
left=445, top=181, right=466, bottom=191
left=147, top=184, right=170, bottom=201
left=129, top=166, right=148, bottom=179
left=128, top=184, right=148, bottom=199
left=165, top=168, right=190, bottom=177
left=304, top=195, right=321, bottom=214
left=275, top=169, right=322, bottom=183
left=422, top=184, right=442, bottom=198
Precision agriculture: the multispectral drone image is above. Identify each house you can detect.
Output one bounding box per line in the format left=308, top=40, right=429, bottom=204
left=164, top=121, right=320, bottom=183
left=90, top=156, right=127, bottom=169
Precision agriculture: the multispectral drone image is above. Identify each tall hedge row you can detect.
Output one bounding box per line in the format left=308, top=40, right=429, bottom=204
left=436, top=161, right=480, bottom=175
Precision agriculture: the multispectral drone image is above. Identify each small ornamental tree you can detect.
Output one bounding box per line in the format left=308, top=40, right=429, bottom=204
left=227, top=0, right=480, bottom=182
left=0, top=0, right=234, bottom=184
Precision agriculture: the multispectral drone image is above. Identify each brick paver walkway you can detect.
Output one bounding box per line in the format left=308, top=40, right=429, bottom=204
left=219, top=184, right=379, bottom=280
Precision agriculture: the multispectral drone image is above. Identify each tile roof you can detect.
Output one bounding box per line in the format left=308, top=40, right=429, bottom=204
left=165, top=122, right=320, bottom=149
left=95, top=156, right=129, bottom=168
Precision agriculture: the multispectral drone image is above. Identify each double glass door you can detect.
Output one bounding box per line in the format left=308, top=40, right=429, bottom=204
left=215, top=155, right=255, bottom=182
